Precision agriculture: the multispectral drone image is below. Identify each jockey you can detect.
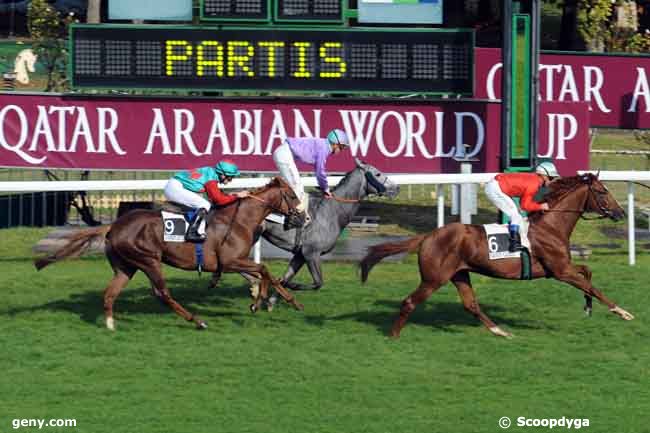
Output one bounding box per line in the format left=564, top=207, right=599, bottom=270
left=273, top=129, right=349, bottom=221
left=164, top=160, right=249, bottom=243
left=484, top=161, right=559, bottom=252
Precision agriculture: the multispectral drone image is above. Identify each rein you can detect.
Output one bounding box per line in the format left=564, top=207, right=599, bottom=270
left=330, top=194, right=360, bottom=204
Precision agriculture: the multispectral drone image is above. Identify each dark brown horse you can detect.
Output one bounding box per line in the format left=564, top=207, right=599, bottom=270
left=35, top=177, right=304, bottom=331
left=360, top=173, right=634, bottom=338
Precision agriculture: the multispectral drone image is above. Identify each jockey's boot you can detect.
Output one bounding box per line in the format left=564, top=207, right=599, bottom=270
left=508, top=224, right=523, bottom=252
left=185, top=208, right=207, bottom=243
left=298, top=197, right=311, bottom=225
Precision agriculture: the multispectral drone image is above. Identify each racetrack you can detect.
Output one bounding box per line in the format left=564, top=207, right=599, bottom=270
left=1, top=227, right=649, bottom=433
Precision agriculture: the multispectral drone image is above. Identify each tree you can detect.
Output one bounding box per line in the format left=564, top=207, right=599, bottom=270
left=27, top=0, right=76, bottom=91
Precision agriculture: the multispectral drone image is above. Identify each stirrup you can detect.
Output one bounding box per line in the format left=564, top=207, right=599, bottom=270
left=185, top=230, right=206, bottom=243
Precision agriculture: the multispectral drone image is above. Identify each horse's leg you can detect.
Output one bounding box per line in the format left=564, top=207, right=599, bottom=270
left=390, top=280, right=441, bottom=338
left=223, top=258, right=303, bottom=311
left=286, top=253, right=323, bottom=291
left=553, top=264, right=634, bottom=321
left=209, top=268, right=223, bottom=290
left=306, top=254, right=325, bottom=290
left=575, top=264, right=593, bottom=316
left=141, top=260, right=208, bottom=329
left=280, top=252, right=306, bottom=290
left=103, top=270, right=133, bottom=331
left=451, top=271, right=512, bottom=338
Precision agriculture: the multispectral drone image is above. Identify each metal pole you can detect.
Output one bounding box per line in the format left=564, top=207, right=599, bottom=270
left=436, top=184, right=444, bottom=228
left=253, top=239, right=262, bottom=264
left=500, top=0, right=513, bottom=172
left=530, top=0, right=541, bottom=166
left=628, top=182, right=635, bottom=266
left=460, top=162, right=472, bottom=224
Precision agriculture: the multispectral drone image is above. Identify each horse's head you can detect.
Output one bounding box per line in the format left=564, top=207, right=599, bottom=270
left=580, top=173, right=625, bottom=221
left=546, top=173, right=624, bottom=221
left=354, top=158, right=400, bottom=199
left=256, top=177, right=304, bottom=228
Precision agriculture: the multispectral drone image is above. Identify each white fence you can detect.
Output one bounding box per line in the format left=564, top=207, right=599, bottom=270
left=0, top=171, right=648, bottom=265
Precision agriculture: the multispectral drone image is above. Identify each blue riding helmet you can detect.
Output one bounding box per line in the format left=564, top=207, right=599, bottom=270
left=326, top=129, right=349, bottom=148
left=215, top=160, right=241, bottom=178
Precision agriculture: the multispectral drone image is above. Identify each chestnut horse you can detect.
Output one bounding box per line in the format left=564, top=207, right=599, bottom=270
left=360, top=173, right=634, bottom=338
left=35, top=177, right=304, bottom=331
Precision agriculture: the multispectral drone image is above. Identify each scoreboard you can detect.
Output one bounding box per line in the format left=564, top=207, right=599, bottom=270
left=201, top=0, right=343, bottom=22
left=70, top=25, right=474, bottom=94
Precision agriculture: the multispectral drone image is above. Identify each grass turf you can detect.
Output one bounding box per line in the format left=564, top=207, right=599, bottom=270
left=0, top=227, right=649, bottom=433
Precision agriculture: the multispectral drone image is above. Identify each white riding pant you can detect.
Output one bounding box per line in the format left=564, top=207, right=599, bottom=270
left=273, top=142, right=309, bottom=214
left=164, top=178, right=211, bottom=211
left=484, top=178, right=523, bottom=227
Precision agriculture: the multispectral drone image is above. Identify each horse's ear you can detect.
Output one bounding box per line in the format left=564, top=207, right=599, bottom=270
left=354, top=158, right=364, bottom=168
left=596, top=170, right=601, bottom=180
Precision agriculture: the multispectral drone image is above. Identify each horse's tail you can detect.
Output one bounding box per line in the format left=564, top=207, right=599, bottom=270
left=360, top=233, right=428, bottom=283
left=34, top=225, right=112, bottom=271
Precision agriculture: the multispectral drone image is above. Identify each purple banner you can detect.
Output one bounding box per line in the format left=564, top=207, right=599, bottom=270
left=476, top=47, right=650, bottom=129
left=0, top=94, right=589, bottom=174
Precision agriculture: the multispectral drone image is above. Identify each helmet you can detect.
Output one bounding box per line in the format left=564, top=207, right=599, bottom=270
left=327, top=129, right=349, bottom=148
left=215, top=160, right=241, bottom=178
left=535, top=161, right=559, bottom=178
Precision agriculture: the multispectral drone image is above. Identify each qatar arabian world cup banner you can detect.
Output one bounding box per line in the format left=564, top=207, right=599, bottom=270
left=0, top=94, right=589, bottom=174
left=476, top=48, right=650, bottom=129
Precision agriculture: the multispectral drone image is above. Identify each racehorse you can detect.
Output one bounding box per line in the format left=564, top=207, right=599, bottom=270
left=211, top=159, right=400, bottom=294
left=34, top=177, right=305, bottom=331
left=360, top=173, right=634, bottom=338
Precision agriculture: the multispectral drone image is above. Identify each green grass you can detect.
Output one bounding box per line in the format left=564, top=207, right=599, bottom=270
left=1, top=226, right=649, bottom=433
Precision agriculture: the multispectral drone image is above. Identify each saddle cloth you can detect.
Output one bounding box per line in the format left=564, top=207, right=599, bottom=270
left=483, top=222, right=531, bottom=260
left=161, top=210, right=189, bottom=242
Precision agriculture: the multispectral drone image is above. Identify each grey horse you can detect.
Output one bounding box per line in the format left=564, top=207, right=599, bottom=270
left=209, top=158, right=400, bottom=298
left=258, top=158, right=400, bottom=291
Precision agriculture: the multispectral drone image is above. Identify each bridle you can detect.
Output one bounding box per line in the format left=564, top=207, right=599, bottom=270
left=330, top=170, right=390, bottom=204
left=248, top=189, right=300, bottom=217
left=544, top=177, right=618, bottom=220
left=220, top=188, right=299, bottom=246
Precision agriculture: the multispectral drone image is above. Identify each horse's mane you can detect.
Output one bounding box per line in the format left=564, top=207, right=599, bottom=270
left=331, top=167, right=361, bottom=192
left=544, top=174, right=592, bottom=203
left=248, top=176, right=286, bottom=195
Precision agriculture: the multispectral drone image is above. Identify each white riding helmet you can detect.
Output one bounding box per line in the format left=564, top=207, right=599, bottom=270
left=535, top=161, right=559, bottom=178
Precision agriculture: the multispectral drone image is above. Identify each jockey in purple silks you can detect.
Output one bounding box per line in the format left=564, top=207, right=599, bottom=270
left=273, top=129, right=349, bottom=221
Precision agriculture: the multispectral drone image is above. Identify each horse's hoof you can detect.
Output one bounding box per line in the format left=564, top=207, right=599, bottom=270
left=610, top=306, right=635, bottom=321
left=388, top=331, right=401, bottom=339
left=196, top=321, right=208, bottom=330
left=105, top=317, right=115, bottom=331
left=250, top=303, right=258, bottom=314
left=293, top=302, right=304, bottom=311
left=584, top=307, right=592, bottom=317
left=489, top=326, right=513, bottom=338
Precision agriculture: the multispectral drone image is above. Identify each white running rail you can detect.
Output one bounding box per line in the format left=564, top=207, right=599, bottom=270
left=1, top=171, right=648, bottom=265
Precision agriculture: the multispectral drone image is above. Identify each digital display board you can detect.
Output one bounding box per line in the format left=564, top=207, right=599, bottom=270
left=70, top=25, right=474, bottom=94
left=201, top=0, right=270, bottom=21
left=275, top=0, right=343, bottom=22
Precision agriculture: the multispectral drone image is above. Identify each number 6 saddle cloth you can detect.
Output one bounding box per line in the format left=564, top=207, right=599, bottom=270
left=483, top=221, right=531, bottom=260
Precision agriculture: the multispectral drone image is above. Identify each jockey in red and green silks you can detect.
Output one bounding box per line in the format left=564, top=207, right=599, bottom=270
left=164, top=160, right=249, bottom=243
